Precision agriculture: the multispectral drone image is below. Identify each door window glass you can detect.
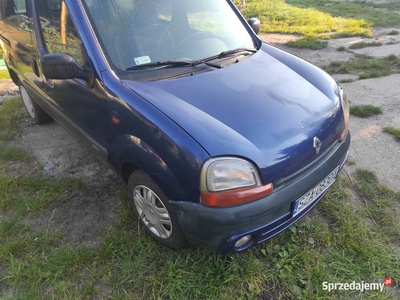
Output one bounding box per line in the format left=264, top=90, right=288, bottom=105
left=0, top=0, right=31, bottom=32
left=36, top=0, right=83, bottom=65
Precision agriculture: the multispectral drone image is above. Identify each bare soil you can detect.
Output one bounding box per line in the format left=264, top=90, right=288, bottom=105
left=21, top=119, right=123, bottom=247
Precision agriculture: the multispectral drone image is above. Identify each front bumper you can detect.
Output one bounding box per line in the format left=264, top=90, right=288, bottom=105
left=169, top=133, right=351, bottom=254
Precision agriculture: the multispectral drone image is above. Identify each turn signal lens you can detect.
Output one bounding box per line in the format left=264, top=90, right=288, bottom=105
left=200, top=183, right=273, bottom=207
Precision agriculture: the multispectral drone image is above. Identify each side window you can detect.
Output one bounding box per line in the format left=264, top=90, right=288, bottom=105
left=0, top=0, right=31, bottom=32
left=36, top=0, right=83, bottom=65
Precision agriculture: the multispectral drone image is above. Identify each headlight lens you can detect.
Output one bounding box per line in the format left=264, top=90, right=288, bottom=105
left=199, top=157, right=273, bottom=207
left=205, top=158, right=260, bottom=191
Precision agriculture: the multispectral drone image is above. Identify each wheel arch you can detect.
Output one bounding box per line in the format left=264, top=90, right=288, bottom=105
left=112, top=134, right=189, bottom=201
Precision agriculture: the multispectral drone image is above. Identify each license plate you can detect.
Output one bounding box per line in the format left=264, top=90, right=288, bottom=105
left=293, top=166, right=340, bottom=216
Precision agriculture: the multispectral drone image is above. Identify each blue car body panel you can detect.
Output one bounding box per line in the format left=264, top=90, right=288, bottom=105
left=122, top=44, right=344, bottom=185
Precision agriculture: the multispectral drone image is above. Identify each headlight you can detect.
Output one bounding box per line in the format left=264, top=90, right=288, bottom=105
left=205, top=158, right=260, bottom=191
left=200, top=157, right=273, bottom=207
left=338, top=85, right=350, bottom=142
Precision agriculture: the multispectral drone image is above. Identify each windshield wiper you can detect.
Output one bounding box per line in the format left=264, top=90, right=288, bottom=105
left=126, top=59, right=223, bottom=71
left=189, top=47, right=257, bottom=67
left=126, top=60, right=193, bottom=71
left=218, top=47, right=258, bottom=58
left=195, top=47, right=258, bottom=63
left=126, top=48, right=257, bottom=71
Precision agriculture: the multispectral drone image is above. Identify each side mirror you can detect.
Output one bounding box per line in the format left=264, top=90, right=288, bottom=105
left=41, top=53, right=92, bottom=83
left=248, top=18, right=261, bottom=35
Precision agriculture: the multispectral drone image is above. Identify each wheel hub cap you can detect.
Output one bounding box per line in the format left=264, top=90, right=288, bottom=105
left=133, top=185, right=173, bottom=239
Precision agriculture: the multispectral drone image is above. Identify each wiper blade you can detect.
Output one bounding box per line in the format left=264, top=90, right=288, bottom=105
left=125, top=48, right=258, bottom=71
left=191, top=60, right=223, bottom=69
left=189, top=47, right=258, bottom=67
left=126, top=59, right=223, bottom=71
left=218, top=47, right=258, bottom=58
left=126, top=60, right=193, bottom=71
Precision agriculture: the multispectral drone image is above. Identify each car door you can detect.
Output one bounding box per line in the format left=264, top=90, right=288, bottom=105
left=32, top=0, right=110, bottom=162
left=0, top=0, right=37, bottom=85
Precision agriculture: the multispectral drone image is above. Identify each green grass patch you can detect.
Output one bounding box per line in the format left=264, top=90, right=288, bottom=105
left=387, top=30, right=399, bottom=36
left=346, top=159, right=356, bottom=166
left=0, top=97, right=25, bottom=141
left=337, top=45, right=346, bottom=51
left=0, top=143, right=30, bottom=161
left=349, top=41, right=383, bottom=49
left=352, top=169, right=400, bottom=240
left=284, top=37, right=328, bottom=49
left=0, top=70, right=10, bottom=80
left=367, top=2, right=400, bottom=11
left=1, top=172, right=399, bottom=299
left=285, top=0, right=400, bottom=27
left=338, top=78, right=355, bottom=83
left=350, top=105, right=382, bottom=118
left=0, top=175, right=84, bottom=213
left=383, top=126, right=400, bottom=142
left=324, top=55, right=400, bottom=79
left=243, top=0, right=371, bottom=38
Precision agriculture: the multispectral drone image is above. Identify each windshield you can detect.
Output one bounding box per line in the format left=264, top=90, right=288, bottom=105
left=82, top=0, right=256, bottom=71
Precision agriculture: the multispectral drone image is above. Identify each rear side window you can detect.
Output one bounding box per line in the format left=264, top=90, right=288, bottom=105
left=36, top=0, right=83, bottom=65
left=0, top=0, right=31, bottom=31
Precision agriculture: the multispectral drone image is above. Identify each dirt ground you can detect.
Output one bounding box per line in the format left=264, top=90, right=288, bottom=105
left=0, top=26, right=399, bottom=248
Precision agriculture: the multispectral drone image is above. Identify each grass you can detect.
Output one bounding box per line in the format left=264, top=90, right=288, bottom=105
left=350, top=105, right=382, bottom=118
left=349, top=41, right=383, bottom=50
left=383, top=126, right=400, bottom=142
left=285, top=0, right=400, bottom=27
left=0, top=47, right=9, bottom=79
left=338, top=78, right=355, bottom=83
left=2, top=172, right=399, bottom=299
left=337, top=46, right=346, bottom=51
left=324, top=55, right=400, bottom=79
left=387, top=30, right=399, bottom=36
left=0, top=70, right=10, bottom=80
left=0, top=97, right=25, bottom=141
left=284, top=37, right=328, bottom=49
left=240, top=0, right=400, bottom=50
left=0, top=175, right=84, bottom=213
left=351, top=169, right=400, bottom=241
left=0, top=143, right=30, bottom=161
left=242, top=0, right=372, bottom=38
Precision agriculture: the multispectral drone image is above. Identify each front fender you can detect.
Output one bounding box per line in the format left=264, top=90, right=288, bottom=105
left=111, top=134, right=198, bottom=201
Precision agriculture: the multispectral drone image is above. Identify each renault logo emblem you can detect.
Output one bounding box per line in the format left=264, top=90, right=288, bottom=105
left=313, top=137, right=322, bottom=154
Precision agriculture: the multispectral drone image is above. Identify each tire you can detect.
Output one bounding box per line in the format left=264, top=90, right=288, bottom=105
left=19, top=83, right=52, bottom=124
left=128, top=170, right=187, bottom=249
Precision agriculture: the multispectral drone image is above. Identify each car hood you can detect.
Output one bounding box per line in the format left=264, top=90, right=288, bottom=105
left=122, top=43, right=344, bottom=183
